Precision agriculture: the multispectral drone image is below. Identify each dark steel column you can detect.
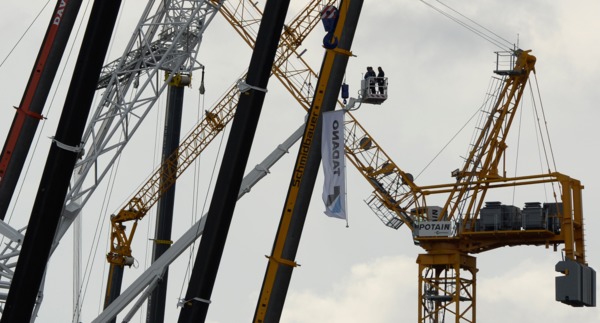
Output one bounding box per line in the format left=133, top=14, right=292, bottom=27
left=104, top=264, right=124, bottom=320
left=148, top=83, right=185, bottom=323
left=0, top=0, right=83, bottom=219
left=0, top=0, right=122, bottom=321
left=177, top=0, right=292, bottom=321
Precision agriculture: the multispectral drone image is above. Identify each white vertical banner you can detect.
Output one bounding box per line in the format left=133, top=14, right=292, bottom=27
left=321, top=110, right=347, bottom=219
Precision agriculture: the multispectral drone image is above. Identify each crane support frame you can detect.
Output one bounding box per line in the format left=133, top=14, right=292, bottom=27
left=408, top=172, right=586, bottom=262
left=417, top=252, right=477, bottom=323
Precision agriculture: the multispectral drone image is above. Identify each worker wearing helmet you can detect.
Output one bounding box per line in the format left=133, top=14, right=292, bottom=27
left=365, top=66, right=376, bottom=94
left=377, top=66, right=385, bottom=94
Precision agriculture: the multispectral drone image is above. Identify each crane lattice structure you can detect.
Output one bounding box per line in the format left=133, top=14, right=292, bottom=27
left=106, top=0, right=336, bottom=267
left=64, top=0, right=221, bottom=240
left=108, top=0, right=402, bottom=272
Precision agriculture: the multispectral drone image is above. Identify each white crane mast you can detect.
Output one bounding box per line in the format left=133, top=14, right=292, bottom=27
left=64, top=0, right=222, bottom=238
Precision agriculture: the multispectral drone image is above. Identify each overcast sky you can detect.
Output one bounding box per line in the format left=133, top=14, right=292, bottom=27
left=0, top=0, right=599, bottom=322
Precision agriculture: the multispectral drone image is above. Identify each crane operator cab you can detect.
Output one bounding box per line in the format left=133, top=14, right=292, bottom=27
left=360, top=66, right=387, bottom=105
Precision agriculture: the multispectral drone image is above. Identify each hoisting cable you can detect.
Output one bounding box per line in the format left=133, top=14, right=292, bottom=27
left=76, top=134, right=125, bottom=316
left=413, top=101, right=479, bottom=181
left=528, top=75, right=560, bottom=201
left=184, top=70, right=209, bottom=278
left=532, top=73, right=558, bottom=173
left=413, top=76, right=504, bottom=180
left=178, top=90, right=228, bottom=304
left=0, top=0, right=52, bottom=69
left=179, top=129, right=226, bottom=303
left=192, top=66, right=207, bottom=228
left=420, top=0, right=513, bottom=52
left=525, top=82, right=552, bottom=203
left=142, top=73, right=166, bottom=278
left=70, top=2, right=128, bottom=316
left=178, top=75, right=207, bottom=294
left=432, top=0, right=514, bottom=49
left=80, top=73, right=140, bottom=316
left=511, top=92, right=526, bottom=205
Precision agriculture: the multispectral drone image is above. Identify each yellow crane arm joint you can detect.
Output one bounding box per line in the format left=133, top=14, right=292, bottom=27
left=327, top=47, right=354, bottom=57
left=265, top=255, right=298, bottom=268
left=150, top=239, right=174, bottom=245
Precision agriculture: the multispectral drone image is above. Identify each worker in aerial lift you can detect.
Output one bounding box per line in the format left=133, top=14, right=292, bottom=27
left=377, top=66, right=385, bottom=94
left=365, top=66, right=376, bottom=94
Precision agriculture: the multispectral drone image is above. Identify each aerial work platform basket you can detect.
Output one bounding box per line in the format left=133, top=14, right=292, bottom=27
left=360, top=77, right=388, bottom=104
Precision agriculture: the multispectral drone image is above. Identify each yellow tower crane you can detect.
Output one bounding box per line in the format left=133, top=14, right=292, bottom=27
left=350, top=49, right=594, bottom=322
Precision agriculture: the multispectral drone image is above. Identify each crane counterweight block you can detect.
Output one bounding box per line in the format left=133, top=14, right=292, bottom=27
left=556, top=259, right=596, bottom=307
